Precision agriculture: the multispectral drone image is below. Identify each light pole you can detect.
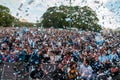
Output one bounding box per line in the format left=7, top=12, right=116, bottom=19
left=36, top=19, right=39, bottom=33
left=69, top=0, right=72, bottom=31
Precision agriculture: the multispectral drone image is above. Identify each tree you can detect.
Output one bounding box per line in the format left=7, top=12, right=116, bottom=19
left=0, top=5, right=14, bottom=27
left=72, top=6, right=101, bottom=31
left=41, top=5, right=101, bottom=32
left=0, top=5, right=10, bottom=13
left=0, top=5, right=34, bottom=27
left=41, top=6, right=68, bottom=28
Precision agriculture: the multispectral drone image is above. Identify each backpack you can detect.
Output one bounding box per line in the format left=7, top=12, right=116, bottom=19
left=68, top=69, right=77, bottom=79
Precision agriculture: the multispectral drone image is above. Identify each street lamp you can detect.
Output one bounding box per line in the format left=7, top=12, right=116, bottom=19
left=69, top=0, right=72, bottom=31
left=36, top=19, right=39, bottom=33
left=64, top=0, right=74, bottom=31
left=66, top=0, right=74, bottom=31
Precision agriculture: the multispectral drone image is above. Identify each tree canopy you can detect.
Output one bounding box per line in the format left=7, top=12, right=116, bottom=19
left=0, top=5, right=34, bottom=27
left=41, top=5, right=102, bottom=32
left=0, top=5, right=14, bottom=27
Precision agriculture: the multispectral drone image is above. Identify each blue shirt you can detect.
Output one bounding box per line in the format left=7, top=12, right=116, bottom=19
left=98, top=54, right=108, bottom=63
left=108, top=53, right=119, bottom=62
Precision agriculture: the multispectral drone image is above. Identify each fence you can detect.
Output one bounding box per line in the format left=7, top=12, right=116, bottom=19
left=0, top=62, right=57, bottom=80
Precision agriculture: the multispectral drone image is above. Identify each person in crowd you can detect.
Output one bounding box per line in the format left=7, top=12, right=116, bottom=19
left=52, top=63, right=66, bottom=80
left=78, top=58, right=93, bottom=80
left=0, top=27, right=119, bottom=80
left=30, top=63, right=46, bottom=80
left=68, top=62, right=78, bottom=80
left=108, top=49, right=119, bottom=64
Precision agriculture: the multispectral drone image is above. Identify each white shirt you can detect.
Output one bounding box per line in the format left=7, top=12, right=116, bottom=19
left=79, top=64, right=93, bottom=79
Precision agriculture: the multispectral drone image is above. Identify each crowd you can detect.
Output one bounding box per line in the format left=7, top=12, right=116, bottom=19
left=0, top=27, right=120, bottom=80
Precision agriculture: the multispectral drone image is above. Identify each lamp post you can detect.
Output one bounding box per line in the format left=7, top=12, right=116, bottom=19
left=65, top=0, right=73, bottom=31
left=36, top=19, right=39, bottom=33
left=69, top=0, right=72, bottom=31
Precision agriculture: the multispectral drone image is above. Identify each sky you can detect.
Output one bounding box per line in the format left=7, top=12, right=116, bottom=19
left=0, top=0, right=120, bottom=29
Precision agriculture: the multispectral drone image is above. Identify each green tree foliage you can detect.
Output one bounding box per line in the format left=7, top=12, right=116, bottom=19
left=0, top=5, right=14, bottom=27
left=42, top=6, right=68, bottom=28
left=41, top=5, right=102, bottom=32
left=0, top=5, right=10, bottom=13
left=0, top=5, right=34, bottom=27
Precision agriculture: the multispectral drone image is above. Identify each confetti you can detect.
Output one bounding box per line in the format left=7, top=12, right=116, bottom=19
left=18, top=3, right=23, bottom=11
left=16, top=13, right=19, bottom=16
left=28, top=0, right=34, bottom=5
left=94, top=1, right=100, bottom=4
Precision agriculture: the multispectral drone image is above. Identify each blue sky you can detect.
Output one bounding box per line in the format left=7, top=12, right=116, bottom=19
left=0, top=0, right=120, bottom=29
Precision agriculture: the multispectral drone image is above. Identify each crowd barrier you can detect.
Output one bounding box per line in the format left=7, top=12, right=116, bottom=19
left=0, top=62, right=57, bottom=80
